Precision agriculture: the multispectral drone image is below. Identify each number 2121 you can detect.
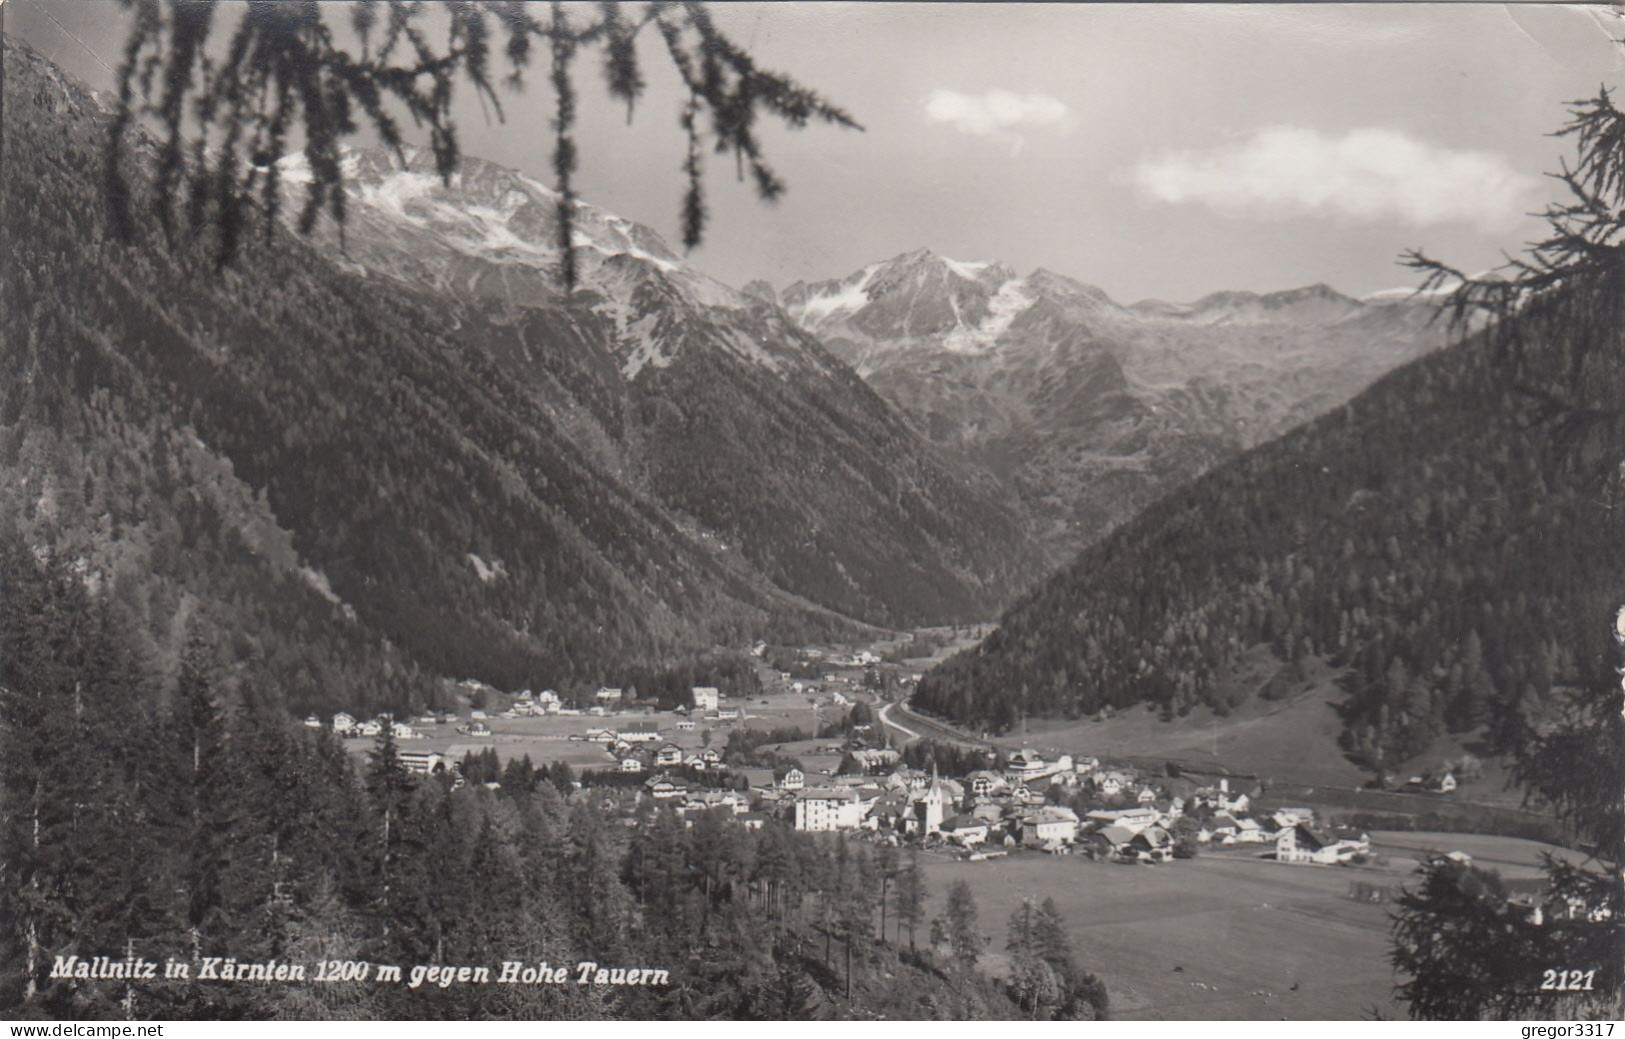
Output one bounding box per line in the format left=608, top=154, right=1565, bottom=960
left=1540, top=969, right=1595, bottom=991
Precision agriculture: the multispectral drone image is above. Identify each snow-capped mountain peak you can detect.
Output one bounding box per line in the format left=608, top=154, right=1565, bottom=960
left=278, top=145, right=708, bottom=297
left=272, top=144, right=867, bottom=380
left=780, top=248, right=1033, bottom=352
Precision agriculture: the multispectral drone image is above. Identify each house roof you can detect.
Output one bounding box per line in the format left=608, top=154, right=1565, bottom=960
left=798, top=787, right=859, bottom=802
left=1023, top=806, right=1079, bottom=824
left=1094, top=825, right=1135, bottom=846
left=1292, top=823, right=1334, bottom=848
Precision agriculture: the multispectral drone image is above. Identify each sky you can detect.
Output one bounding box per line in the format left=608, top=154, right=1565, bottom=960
left=11, top=2, right=1625, bottom=303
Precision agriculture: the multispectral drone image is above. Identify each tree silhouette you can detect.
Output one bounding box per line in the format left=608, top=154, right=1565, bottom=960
left=106, top=0, right=861, bottom=277
left=1387, top=65, right=1623, bottom=1015
left=1403, top=84, right=1624, bottom=499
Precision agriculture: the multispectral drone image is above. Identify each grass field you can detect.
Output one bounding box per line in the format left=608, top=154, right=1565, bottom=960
left=985, top=650, right=1525, bottom=809
left=917, top=851, right=1405, bottom=1020
left=1003, top=654, right=1368, bottom=787
left=1365, top=831, right=1591, bottom=880
left=339, top=676, right=825, bottom=770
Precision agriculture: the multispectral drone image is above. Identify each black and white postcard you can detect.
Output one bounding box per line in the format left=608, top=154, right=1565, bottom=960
left=2, top=1, right=1621, bottom=1025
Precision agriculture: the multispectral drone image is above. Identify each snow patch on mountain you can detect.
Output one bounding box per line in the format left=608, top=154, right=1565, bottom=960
left=942, top=276, right=1034, bottom=352
left=795, top=264, right=881, bottom=326
left=941, top=256, right=991, bottom=280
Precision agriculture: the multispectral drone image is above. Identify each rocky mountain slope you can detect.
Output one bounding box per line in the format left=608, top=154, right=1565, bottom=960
left=285, top=146, right=1046, bottom=628
left=0, top=41, right=1038, bottom=714
left=782, top=250, right=1445, bottom=557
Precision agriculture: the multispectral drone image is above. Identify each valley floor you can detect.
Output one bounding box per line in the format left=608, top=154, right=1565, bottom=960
left=919, top=848, right=1404, bottom=1020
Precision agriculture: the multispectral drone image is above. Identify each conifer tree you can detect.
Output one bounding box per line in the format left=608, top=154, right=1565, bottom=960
left=892, top=849, right=926, bottom=951
left=936, top=879, right=981, bottom=970
left=363, top=723, right=415, bottom=942
left=1387, top=65, right=1625, bottom=1019
left=106, top=0, right=859, bottom=279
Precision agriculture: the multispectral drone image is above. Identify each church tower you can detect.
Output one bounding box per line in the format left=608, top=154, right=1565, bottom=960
left=915, top=762, right=946, bottom=835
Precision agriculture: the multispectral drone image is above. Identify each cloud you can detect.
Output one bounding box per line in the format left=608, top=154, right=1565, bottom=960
left=1131, top=126, right=1540, bottom=229
left=924, top=89, right=1071, bottom=154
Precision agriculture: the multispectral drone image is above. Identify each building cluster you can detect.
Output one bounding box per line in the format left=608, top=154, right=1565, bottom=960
left=316, top=687, right=1376, bottom=869
left=752, top=750, right=1369, bottom=867
left=320, top=711, right=432, bottom=741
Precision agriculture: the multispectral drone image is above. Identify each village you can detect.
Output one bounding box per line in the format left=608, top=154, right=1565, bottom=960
left=309, top=661, right=1389, bottom=870
left=294, top=633, right=1586, bottom=1019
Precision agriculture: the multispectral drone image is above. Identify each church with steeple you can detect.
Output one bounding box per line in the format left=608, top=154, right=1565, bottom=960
left=911, top=764, right=947, bottom=836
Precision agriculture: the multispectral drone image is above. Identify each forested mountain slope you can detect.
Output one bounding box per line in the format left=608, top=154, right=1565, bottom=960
left=283, top=145, right=1045, bottom=628
left=914, top=292, right=1624, bottom=769
left=1, top=40, right=898, bottom=712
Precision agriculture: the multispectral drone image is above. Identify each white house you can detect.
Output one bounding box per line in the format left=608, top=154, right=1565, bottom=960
left=691, top=686, right=720, bottom=712
left=779, top=768, right=806, bottom=791
left=656, top=744, right=684, bottom=767
left=1095, top=771, right=1128, bottom=797
left=398, top=750, right=445, bottom=775
left=618, top=721, right=661, bottom=744
left=1021, top=806, right=1080, bottom=845
left=968, top=770, right=1005, bottom=797
left=939, top=815, right=990, bottom=846
left=646, top=778, right=686, bottom=799
left=303, top=715, right=323, bottom=729
left=1234, top=817, right=1267, bottom=843
left=1276, top=824, right=1370, bottom=864
left=716, top=707, right=742, bottom=722
left=620, top=757, right=644, bottom=773
left=675, top=719, right=696, bottom=731
left=332, top=712, right=356, bottom=732
left=687, top=790, right=749, bottom=815
left=358, top=720, right=383, bottom=738
left=794, top=788, right=864, bottom=831
left=1272, top=807, right=1316, bottom=830
left=596, top=687, right=624, bottom=704
left=1085, top=806, right=1159, bottom=834
left=1004, top=748, right=1048, bottom=784
left=391, top=721, right=418, bottom=740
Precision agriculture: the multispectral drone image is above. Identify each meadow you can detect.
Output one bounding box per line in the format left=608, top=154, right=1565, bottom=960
left=339, top=677, right=825, bottom=771
left=917, top=850, right=1405, bottom=1020
left=1365, top=831, right=1591, bottom=881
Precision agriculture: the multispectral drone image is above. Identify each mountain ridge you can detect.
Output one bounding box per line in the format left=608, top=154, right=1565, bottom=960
left=778, top=248, right=1446, bottom=557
